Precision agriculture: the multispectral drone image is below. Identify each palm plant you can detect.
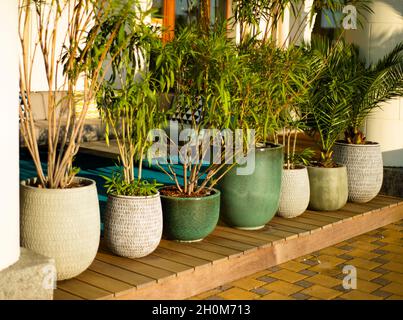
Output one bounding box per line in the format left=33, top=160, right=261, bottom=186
left=304, top=37, right=364, bottom=167
left=344, top=42, right=403, bottom=144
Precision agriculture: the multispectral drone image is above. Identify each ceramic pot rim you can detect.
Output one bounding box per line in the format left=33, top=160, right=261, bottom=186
left=159, top=187, right=220, bottom=201
left=335, top=141, right=380, bottom=147
left=283, top=164, right=306, bottom=170
left=21, top=176, right=96, bottom=192
left=108, top=191, right=160, bottom=200
left=307, top=164, right=346, bottom=171
left=255, top=142, right=283, bottom=152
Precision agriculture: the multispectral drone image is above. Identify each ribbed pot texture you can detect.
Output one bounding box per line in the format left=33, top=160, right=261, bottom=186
left=20, top=177, right=100, bottom=281
left=333, top=141, right=383, bottom=203
left=104, top=193, right=162, bottom=258
left=307, top=165, right=348, bottom=211
left=278, top=166, right=310, bottom=218
left=217, top=144, right=283, bottom=230
left=160, top=188, right=220, bottom=242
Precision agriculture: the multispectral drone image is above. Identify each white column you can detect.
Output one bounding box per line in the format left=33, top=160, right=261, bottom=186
left=0, top=0, right=20, bottom=271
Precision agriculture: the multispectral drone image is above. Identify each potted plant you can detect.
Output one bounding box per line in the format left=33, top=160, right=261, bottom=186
left=333, top=42, right=403, bottom=203
left=97, top=12, right=166, bottom=257
left=154, top=24, right=242, bottom=241
left=303, top=37, right=355, bottom=211
left=19, top=0, right=138, bottom=280
left=278, top=108, right=315, bottom=218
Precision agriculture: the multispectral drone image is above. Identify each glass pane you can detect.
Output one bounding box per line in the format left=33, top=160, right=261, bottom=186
left=210, top=0, right=227, bottom=24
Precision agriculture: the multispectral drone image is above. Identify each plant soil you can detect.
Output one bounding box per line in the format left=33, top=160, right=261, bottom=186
left=160, top=186, right=214, bottom=198
left=310, top=161, right=342, bottom=168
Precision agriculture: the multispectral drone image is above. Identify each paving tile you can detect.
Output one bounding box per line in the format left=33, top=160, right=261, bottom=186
left=319, top=247, right=347, bottom=256
left=338, top=253, right=354, bottom=261
left=301, top=259, right=319, bottom=266
left=370, top=257, right=389, bottom=265
left=355, top=268, right=384, bottom=281
left=269, top=269, right=307, bottom=283
left=192, top=289, right=221, bottom=299
left=371, top=241, right=388, bottom=247
left=290, top=292, right=310, bottom=300
left=348, top=258, right=382, bottom=270
left=337, top=244, right=354, bottom=251
left=262, top=280, right=303, bottom=296
left=300, top=285, right=342, bottom=300
left=381, top=283, right=403, bottom=296
left=217, top=288, right=260, bottom=300
left=251, top=270, right=273, bottom=278
left=332, top=284, right=350, bottom=292
left=382, top=261, right=403, bottom=273
left=259, top=292, right=294, bottom=300
left=308, top=265, right=342, bottom=277
left=382, top=253, right=403, bottom=264
left=306, top=274, right=341, bottom=288
left=371, top=289, right=393, bottom=299
left=383, top=272, right=403, bottom=285
left=386, top=295, right=403, bottom=300
left=217, top=285, right=233, bottom=291
left=230, top=278, right=266, bottom=290
left=370, top=277, right=392, bottom=286
left=294, top=280, right=314, bottom=289
left=267, top=266, right=281, bottom=272
left=381, top=244, right=403, bottom=254
left=340, top=290, right=383, bottom=300
left=316, top=255, right=346, bottom=266
left=298, top=269, right=318, bottom=277
left=372, top=248, right=390, bottom=255
left=256, top=276, right=278, bottom=284
left=279, top=260, right=308, bottom=272
left=356, top=279, right=382, bottom=293
left=348, top=248, right=379, bottom=260
left=250, top=287, right=271, bottom=296
left=372, top=267, right=390, bottom=275
left=206, top=296, right=225, bottom=300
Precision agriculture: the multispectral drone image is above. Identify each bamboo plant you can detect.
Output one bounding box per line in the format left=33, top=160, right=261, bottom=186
left=19, top=0, right=139, bottom=188
left=97, top=7, right=166, bottom=196
left=154, top=24, right=245, bottom=196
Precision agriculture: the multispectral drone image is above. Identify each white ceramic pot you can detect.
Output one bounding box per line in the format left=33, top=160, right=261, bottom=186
left=20, top=177, right=100, bottom=281
left=104, top=193, right=162, bottom=258
left=333, top=141, right=383, bottom=203
left=278, top=166, right=310, bottom=218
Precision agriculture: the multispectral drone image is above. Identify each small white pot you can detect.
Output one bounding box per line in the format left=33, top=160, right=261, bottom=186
left=278, top=166, right=310, bottom=218
left=104, top=192, right=163, bottom=258
left=20, top=177, right=100, bottom=281
left=333, top=141, right=383, bottom=203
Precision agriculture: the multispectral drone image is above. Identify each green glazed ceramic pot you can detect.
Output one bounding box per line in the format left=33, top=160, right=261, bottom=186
left=217, top=143, right=283, bottom=230
left=160, top=188, right=220, bottom=242
left=307, top=165, right=348, bottom=211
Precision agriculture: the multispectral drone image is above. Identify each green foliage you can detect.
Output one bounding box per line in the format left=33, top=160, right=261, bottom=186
left=102, top=172, right=162, bottom=197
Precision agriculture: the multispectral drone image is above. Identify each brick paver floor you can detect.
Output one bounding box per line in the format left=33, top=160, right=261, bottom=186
left=190, top=220, right=403, bottom=300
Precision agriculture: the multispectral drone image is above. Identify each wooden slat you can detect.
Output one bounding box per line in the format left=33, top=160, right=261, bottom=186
left=305, top=209, right=354, bottom=220
left=135, top=254, right=193, bottom=275
left=96, top=252, right=175, bottom=281
left=184, top=240, right=242, bottom=257
left=301, top=212, right=340, bottom=223
left=267, top=221, right=309, bottom=234
left=270, top=216, right=319, bottom=231
left=89, top=259, right=155, bottom=288
left=215, top=225, right=283, bottom=243
left=262, top=226, right=297, bottom=239
left=75, top=270, right=135, bottom=297
left=211, top=229, right=269, bottom=247
left=204, top=235, right=257, bottom=252
left=287, top=216, right=329, bottom=227
left=152, top=247, right=210, bottom=268
left=57, top=279, right=112, bottom=300
left=158, top=240, right=227, bottom=263
left=53, top=289, right=83, bottom=300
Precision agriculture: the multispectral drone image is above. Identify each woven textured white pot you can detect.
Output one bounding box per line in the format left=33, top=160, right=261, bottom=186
left=20, top=177, right=100, bottom=281
left=104, top=193, right=162, bottom=258
left=278, top=166, right=310, bottom=218
left=333, top=141, right=383, bottom=203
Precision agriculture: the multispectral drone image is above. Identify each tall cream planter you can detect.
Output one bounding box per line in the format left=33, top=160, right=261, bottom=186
left=20, top=177, right=100, bottom=281
left=278, top=166, right=310, bottom=218
left=104, top=193, right=162, bottom=258
left=333, top=142, right=383, bottom=203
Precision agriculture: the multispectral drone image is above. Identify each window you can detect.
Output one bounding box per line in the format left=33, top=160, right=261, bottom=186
left=151, top=0, right=230, bottom=41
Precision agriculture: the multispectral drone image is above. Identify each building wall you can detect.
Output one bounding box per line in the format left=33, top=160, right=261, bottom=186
left=345, top=0, right=403, bottom=167
left=0, top=0, right=20, bottom=271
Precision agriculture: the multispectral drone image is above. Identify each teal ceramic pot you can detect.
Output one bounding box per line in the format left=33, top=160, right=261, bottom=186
left=160, top=188, right=220, bottom=242
left=217, top=143, right=283, bottom=230
left=307, top=165, right=348, bottom=211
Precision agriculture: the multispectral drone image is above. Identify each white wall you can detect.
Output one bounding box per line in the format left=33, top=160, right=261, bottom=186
left=0, top=0, right=20, bottom=271
left=345, top=0, right=403, bottom=167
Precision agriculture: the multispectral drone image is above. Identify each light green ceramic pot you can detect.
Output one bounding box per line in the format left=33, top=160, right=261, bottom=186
left=307, top=165, right=348, bottom=211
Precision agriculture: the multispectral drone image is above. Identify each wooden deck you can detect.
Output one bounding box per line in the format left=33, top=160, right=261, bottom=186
left=55, top=195, right=403, bottom=300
